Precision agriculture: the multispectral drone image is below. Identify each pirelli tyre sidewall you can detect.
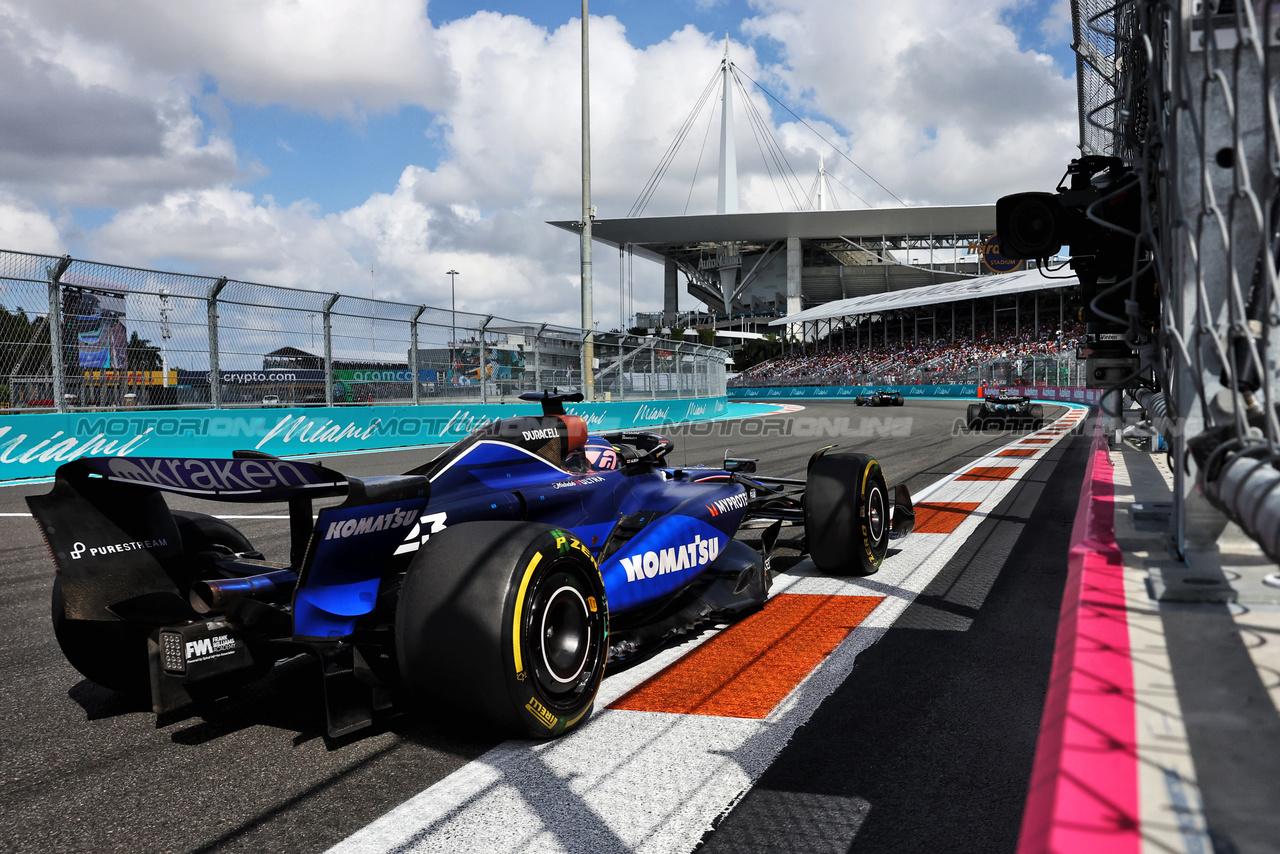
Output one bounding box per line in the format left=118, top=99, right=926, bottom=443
left=396, top=521, right=608, bottom=739
left=803, top=450, right=890, bottom=576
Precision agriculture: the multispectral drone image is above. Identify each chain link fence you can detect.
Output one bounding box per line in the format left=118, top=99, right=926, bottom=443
left=0, top=249, right=728, bottom=413
left=1076, top=1, right=1280, bottom=561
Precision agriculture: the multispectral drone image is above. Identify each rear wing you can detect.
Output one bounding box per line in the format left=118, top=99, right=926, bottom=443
left=27, top=455, right=429, bottom=631
left=63, top=454, right=350, bottom=501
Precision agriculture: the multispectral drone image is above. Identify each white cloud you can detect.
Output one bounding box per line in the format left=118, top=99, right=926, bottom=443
left=13, top=0, right=452, bottom=118
left=741, top=0, right=1078, bottom=205
left=0, top=190, right=64, bottom=254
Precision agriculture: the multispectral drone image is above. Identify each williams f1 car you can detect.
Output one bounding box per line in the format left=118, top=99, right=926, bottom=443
left=966, top=393, right=1045, bottom=429
left=28, top=392, right=915, bottom=740
left=854, top=390, right=905, bottom=407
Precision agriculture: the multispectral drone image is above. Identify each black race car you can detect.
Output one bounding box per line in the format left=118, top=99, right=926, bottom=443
left=966, top=393, right=1044, bottom=429
left=28, top=391, right=916, bottom=740
left=854, top=390, right=905, bottom=407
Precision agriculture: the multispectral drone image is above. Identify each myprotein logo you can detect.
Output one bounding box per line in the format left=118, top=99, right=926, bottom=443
left=325, top=508, right=415, bottom=540
left=706, top=492, right=749, bottom=516
left=69, top=537, right=169, bottom=559
left=619, top=534, right=721, bottom=583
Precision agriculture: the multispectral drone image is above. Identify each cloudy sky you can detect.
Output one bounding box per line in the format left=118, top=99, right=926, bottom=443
left=0, top=0, right=1077, bottom=329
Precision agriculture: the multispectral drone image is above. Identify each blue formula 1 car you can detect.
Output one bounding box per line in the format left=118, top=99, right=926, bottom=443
left=28, top=392, right=915, bottom=739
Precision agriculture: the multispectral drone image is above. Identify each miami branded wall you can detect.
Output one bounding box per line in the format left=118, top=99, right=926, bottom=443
left=0, top=397, right=729, bottom=482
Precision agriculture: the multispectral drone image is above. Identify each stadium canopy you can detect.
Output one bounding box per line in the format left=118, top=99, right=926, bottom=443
left=767, top=266, right=1078, bottom=326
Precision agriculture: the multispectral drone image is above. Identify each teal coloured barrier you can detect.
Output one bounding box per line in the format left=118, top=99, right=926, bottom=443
left=730, top=384, right=980, bottom=399
left=0, top=396, right=729, bottom=482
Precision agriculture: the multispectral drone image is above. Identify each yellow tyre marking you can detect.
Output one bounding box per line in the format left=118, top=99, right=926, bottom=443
left=512, top=551, right=542, bottom=675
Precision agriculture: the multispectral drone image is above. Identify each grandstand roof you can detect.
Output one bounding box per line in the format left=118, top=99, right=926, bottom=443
left=550, top=205, right=997, bottom=263
left=767, top=267, right=1078, bottom=325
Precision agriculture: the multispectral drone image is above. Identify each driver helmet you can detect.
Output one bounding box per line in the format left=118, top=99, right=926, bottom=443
left=580, top=436, right=620, bottom=471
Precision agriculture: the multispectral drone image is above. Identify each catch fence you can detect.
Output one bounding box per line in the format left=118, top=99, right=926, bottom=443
left=1076, top=0, right=1280, bottom=561
left=0, top=250, right=728, bottom=413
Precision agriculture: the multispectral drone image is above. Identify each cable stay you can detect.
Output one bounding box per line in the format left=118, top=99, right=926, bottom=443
left=732, top=65, right=907, bottom=207
left=628, top=67, right=721, bottom=217
left=627, top=51, right=908, bottom=216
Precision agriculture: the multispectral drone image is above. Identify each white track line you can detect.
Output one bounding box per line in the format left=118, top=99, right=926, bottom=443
left=329, top=405, right=1089, bottom=854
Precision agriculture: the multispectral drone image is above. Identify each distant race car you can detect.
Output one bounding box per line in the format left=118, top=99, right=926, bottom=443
left=966, top=393, right=1045, bottom=429
left=29, top=391, right=916, bottom=740
left=854, top=390, right=905, bottom=407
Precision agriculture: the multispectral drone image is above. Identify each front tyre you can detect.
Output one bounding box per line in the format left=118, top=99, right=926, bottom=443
left=803, top=450, right=890, bottom=576
left=396, top=522, right=608, bottom=739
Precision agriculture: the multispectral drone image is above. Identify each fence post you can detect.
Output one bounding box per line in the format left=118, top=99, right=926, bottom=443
left=479, top=316, right=492, bottom=404
left=207, top=277, right=228, bottom=409
left=45, top=256, right=71, bottom=413
left=410, top=305, right=425, bottom=405
left=324, top=293, right=339, bottom=406
left=533, top=324, right=545, bottom=392
left=651, top=344, right=657, bottom=399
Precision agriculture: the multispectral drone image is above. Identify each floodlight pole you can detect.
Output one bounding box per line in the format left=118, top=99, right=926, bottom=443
left=580, top=0, right=594, bottom=401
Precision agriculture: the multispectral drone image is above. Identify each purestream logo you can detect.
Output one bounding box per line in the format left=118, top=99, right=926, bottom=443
left=69, top=537, right=169, bottom=559
left=619, top=534, right=722, bottom=582
left=324, top=508, right=416, bottom=540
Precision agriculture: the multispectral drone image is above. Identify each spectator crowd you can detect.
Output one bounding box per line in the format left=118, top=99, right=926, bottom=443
left=733, top=319, right=1085, bottom=386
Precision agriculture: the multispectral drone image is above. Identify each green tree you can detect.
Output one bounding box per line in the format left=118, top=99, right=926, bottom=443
left=733, top=335, right=782, bottom=371
left=127, top=331, right=162, bottom=371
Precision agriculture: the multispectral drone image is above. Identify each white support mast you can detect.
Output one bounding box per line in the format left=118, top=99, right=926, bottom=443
left=817, top=154, right=827, bottom=211
left=716, top=34, right=738, bottom=215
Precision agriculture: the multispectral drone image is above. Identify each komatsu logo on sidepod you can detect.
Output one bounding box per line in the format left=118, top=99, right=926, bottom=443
left=619, top=534, right=721, bottom=583
left=706, top=492, right=749, bottom=516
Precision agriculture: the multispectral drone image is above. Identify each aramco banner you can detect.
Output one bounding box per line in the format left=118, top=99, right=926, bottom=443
left=0, top=397, right=729, bottom=482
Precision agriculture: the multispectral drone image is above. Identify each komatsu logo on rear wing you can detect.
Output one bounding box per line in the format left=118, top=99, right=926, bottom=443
left=706, top=492, right=749, bottom=516
left=619, top=534, right=722, bottom=582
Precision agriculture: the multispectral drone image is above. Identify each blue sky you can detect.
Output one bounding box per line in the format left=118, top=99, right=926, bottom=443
left=1, top=0, right=1079, bottom=325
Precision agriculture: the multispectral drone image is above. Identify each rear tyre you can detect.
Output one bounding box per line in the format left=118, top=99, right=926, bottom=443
left=396, top=522, right=608, bottom=738
left=966, top=404, right=982, bottom=429
left=51, top=577, right=150, bottom=695
left=172, top=510, right=260, bottom=574
left=1029, top=404, right=1044, bottom=430
left=803, top=450, right=890, bottom=577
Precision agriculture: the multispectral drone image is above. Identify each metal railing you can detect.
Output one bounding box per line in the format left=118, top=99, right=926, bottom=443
left=0, top=250, right=728, bottom=413
left=1075, top=1, right=1280, bottom=562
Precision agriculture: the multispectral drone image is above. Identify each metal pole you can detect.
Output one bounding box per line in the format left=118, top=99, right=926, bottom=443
left=580, top=0, right=595, bottom=402
left=46, top=256, right=71, bottom=413
left=480, top=316, right=491, bottom=405
left=208, top=277, right=228, bottom=409
left=651, top=343, right=657, bottom=399
left=410, top=305, right=425, bottom=404
left=324, top=293, right=339, bottom=406
left=534, top=323, right=546, bottom=392
left=447, top=269, right=458, bottom=360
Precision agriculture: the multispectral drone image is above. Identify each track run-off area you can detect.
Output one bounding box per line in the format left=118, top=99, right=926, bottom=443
left=0, top=398, right=1088, bottom=854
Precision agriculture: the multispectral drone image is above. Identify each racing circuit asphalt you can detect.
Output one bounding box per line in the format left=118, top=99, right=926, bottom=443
left=0, top=399, right=1081, bottom=854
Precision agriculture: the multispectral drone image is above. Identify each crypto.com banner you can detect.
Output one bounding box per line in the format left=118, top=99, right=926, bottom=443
left=0, top=397, right=730, bottom=482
